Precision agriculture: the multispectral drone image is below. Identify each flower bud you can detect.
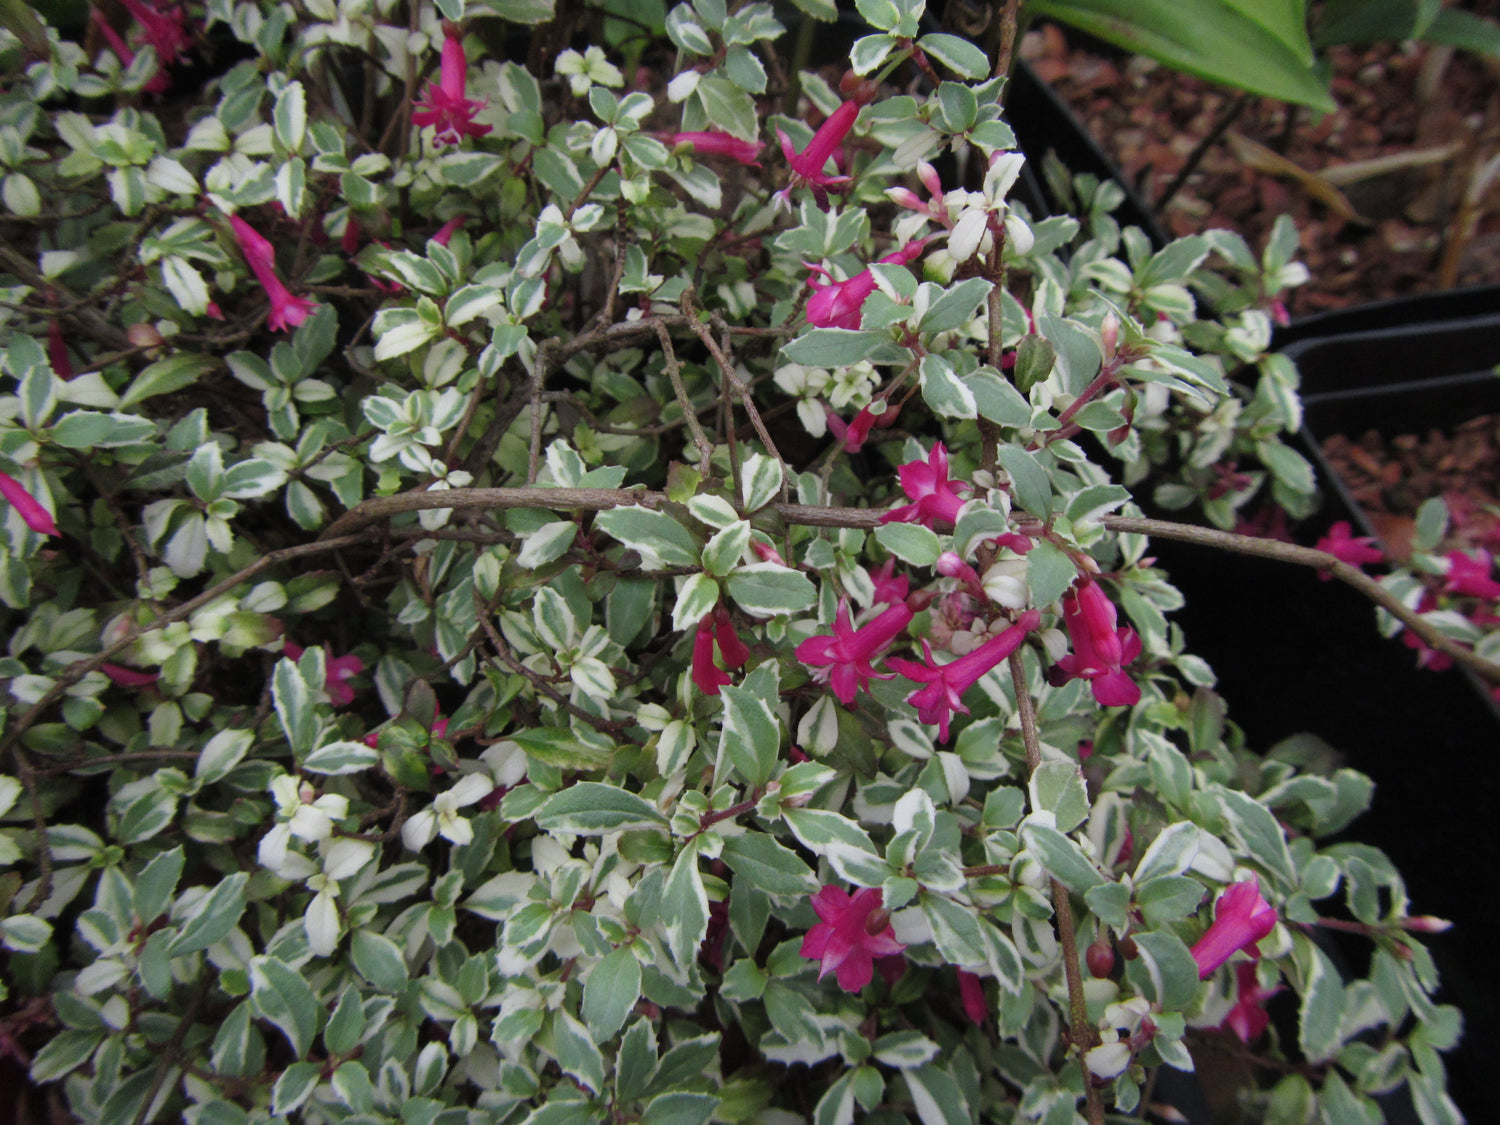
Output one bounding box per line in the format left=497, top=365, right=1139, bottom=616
left=1086, top=939, right=1115, bottom=979
left=127, top=322, right=164, bottom=349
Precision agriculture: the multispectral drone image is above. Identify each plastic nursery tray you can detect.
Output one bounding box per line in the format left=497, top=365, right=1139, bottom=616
left=1155, top=306, right=1500, bottom=1120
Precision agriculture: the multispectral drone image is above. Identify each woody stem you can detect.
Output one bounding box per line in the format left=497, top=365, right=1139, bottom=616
left=1009, top=651, right=1104, bottom=1125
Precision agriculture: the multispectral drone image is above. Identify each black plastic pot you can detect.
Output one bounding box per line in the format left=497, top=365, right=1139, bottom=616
left=1008, top=59, right=1170, bottom=247
left=1155, top=305, right=1500, bottom=1120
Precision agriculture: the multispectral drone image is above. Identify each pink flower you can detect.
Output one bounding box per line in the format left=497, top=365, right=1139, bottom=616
left=101, top=663, right=158, bottom=688
left=880, top=442, right=970, bottom=529
left=824, top=403, right=879, bottom=452
left=228, top=214, right=319, bottom=332
left=119, top=0, right=190, bottom=66
left=1315, top=521, right=1383, bottom=580
left=870, top=558, right=910, bottom=606
left=432, top=215, right=468, bottom=247
left=936, top=551, right=986, bottom=601
left=805, top=240, right=927, bottom=331
left=1048, top=581, right=1141, bottom=707
left=0, top=470, right=58, bottom=536
left=796, top=599, right=913, bottom=705
left=47, top=320, right=74, bottom=381
left=776, top=100, right=859, bottom=207
left=887, top=610, right=1042, bottom=742
left=799, top=886, right=906, bottom=992
left=1444, top=550, right=1500, bottom=600
left=282, top=642, right=364, bottom=707
left=1190, top=879, right=1277, bottom=978
left=691, top=606, right=749, bottom=696
left=957, top=969, right=987, bottom=1025
left=670, top=131, right=763, bottom=166
left=412, top=27, right=492, bottom=147
left=1219, top=963, right=1280, bottom=1042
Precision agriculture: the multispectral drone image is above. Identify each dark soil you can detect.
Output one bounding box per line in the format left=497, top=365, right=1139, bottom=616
left=1024, top=22, right=1500, bottom=312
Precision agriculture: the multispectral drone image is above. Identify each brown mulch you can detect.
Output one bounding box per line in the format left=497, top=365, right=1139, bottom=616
left=1024, top=22, right=1500, bottom=313
left=1321, top=416, right=1500, bottom=557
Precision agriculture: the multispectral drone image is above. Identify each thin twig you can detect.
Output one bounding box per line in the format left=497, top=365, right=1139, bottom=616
left=654, top=321, right=715, bottom=475
left=1101, top=516, right=1500, bottom=682
left=991, top=0, right=1025, bottom=84
left=1010, top=650, right=1104, bottom=1125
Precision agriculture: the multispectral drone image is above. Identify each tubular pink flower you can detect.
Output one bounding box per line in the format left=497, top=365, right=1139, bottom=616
left=670, top=131, right=763, bottom=166
left=1190, top=879, right=1277, bottom=979
left=776, top=100, right=859, bottom=207
left=691, top=609, right=746, bottom=696
left=1049, top=580, right=1141, bottom=707
left=957, top=969, right=988, bottom=1025
left=805, top=240, right=927, bottom=331
left=799, top=886, right=906, bottom=992
left=1219, top=963, right=1280, bottom=1042
left=870, top=558, right=910, bottom=606
left=228, top=214, right=320, bottom=332
left=887, top=610, right=1042, bottom=742
left=712, top=605, right=750, bottom=669
left=432, top=215, right=468, bottom=247
left=1444, top=549, right=1500, bottom=600
left=412, top=28, right=492, bottom=147
left=118, top=0, right=189, bottom=65
left=880, top=442, right=970, bottom=529
left=1314, top=521, right=1383, bottom=581
left=824, top=402, right=891, bottom=453
left=796, top=599, right=913, bottom=705
left=0, top=470, right=58, bottom=536
left=47, top=320, right=74, bottom=380
left=101, top=663, right=159, bottom=688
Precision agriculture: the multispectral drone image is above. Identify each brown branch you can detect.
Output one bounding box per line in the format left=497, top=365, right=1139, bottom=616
left=1010, top=650, right=1104, bottom=1125
left=0, top=534, right=368, bottom=769
left=1099, top=516, right=1500, bottom=682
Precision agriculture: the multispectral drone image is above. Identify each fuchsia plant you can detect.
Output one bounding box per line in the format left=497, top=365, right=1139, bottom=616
left=799, top=885, right=906, bottom=992
left=880, top=441, right=970, bottom=528
left=1048, top=580, right=1143, bottom=706
left=1, top=9, right=1477, bottom=1125
left=805, top=240, right=927, bottom=330
left=776, top=99, right=859, bottom=208
left=1190, top=879, right=1278, bottom=978
left=669, top=131, right=763, bottom=166
left=887, top=610, right=1043, bottom=742
left=412, top=24, right=492, bottom=147
left=0, top=470, right=57, bottom=537
left=227, top=214, right=319, bottom=332
left=795, top=599, right=913, bottom=704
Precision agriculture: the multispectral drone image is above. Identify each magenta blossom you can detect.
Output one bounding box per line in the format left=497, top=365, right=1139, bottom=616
left=957, top=969, right=987, bottom=1025
left=887, top=610, right=1042, bottom=742
left=776, top=100, right=859, bottom=207
left=805, top=240, right=927, bottom=331
left=870, top=558, right=910, bottom=606
left=102, top=662, right=158, bottom=688
left=1444, top=549, right=1500, bottom=600
left=796, top=599, right=913, bottom=705
left=412, top=26, right=492, bottom=147
left=228, top=214, right=319, bottom=332
left=691, top=606, right=749, bottom=696
left=880, top=442, right=970, bottom=529
left=0, top=470, right=58, bottom=537
left=799, top=886, right=906, bottom=992
left=1220, top=963, right=1280, bottom=1042
left=119, top=0, right=190, bottom=65
left=1314, top=521, right=1383, bottom=580
left=432, top=215, right=468, bottom=247
left=282, top=642, right=364, bottom=707
left=1049, top=580, right=1141, bottom=707
left=670, top=131, right=763, bottom=166
left=1190, top=879, right=1277, bottom=978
